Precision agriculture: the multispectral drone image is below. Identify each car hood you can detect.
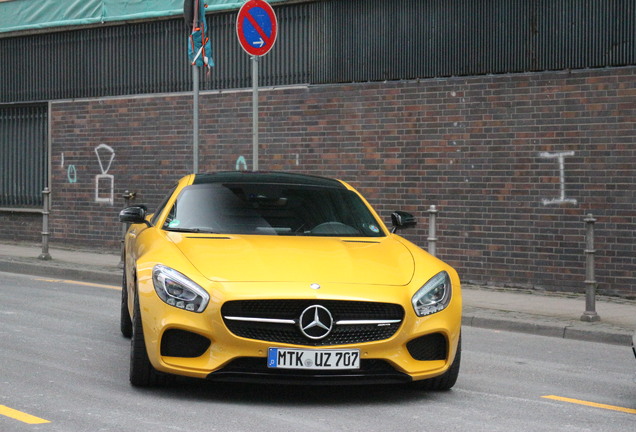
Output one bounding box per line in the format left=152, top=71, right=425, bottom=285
left=168, top=234, right=415, bottom=286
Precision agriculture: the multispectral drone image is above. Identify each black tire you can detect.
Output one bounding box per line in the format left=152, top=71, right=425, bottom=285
left=120, top=270, right=133, bottom=338
left=411, top=335, right=461, bottom=391
left=129, top=293, right=163, bottom=387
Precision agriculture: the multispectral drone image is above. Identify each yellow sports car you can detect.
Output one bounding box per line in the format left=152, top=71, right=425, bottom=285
left=119, top=172, right=462, bottom=389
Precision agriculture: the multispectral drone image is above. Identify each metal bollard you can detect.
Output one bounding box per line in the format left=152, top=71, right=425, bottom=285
left=581, top=214, right=600, bottom=322
left=38, top=188, right=52, bottom=260
left=427, top=205, right=438, bottom=257
left=119, top=190, right=136, bottom=268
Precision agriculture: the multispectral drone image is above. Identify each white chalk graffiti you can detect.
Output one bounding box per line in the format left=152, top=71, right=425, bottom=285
left=539, top=151, right=577, bottom=205
left=95, top=144, right=115, bottom=205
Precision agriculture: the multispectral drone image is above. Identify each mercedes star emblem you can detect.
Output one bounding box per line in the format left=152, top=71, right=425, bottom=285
left=299, top=305, right=333, bottom=340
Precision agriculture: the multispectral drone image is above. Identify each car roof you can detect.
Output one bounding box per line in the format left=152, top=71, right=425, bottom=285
left=192, top=172, right=347, bottom=189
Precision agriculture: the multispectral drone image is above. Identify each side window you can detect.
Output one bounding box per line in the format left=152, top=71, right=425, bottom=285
left=162, top=201, right=177, bottom=228
left=150, top=185, right=177, bottom=226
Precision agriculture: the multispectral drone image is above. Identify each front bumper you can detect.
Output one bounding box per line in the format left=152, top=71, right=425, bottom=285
left=137, top=279, right=462, bottom=384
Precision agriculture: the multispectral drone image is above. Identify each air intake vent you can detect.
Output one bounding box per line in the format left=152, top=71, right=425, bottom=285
left=161, top=329, right=211, bottom=358
left=406, top=333, right=447, bottom=361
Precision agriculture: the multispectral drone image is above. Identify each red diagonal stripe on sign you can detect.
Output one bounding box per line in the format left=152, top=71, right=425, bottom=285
left=245, top=10, right=271, bottom=45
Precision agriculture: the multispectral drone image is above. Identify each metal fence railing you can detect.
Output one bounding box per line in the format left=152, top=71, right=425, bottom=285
left=0, top=104, right=48, bottom=208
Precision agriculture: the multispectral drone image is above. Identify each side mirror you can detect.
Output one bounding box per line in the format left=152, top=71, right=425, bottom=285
left=391, top=211, right=417, bottom=233
left=119, top=206, right=151, bottom=227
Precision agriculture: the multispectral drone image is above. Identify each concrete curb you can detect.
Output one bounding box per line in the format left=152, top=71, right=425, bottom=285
left=463, top=308, right=633, bottom=346
left=0, top=257, right=120, bottom=286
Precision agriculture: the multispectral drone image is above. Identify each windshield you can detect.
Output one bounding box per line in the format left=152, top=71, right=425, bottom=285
left=162, top=183, right=385, bottom=237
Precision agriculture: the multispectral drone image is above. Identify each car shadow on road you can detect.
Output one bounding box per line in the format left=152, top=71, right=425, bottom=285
left=144, top=376, right=456, bottom=406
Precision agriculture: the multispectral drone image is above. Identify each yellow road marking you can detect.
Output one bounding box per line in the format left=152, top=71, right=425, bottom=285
left=542, top=395, right=636, bottom=415
left=0, top=405, right=50, bottom=424
left=37, top=277, right=119, bottom=290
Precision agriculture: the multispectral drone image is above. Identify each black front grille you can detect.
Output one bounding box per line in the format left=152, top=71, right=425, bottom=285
left=222, top=300, right=404, bottom=346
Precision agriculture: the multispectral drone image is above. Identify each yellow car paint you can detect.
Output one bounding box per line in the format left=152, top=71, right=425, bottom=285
left=121, top=172, right=462, bottom=387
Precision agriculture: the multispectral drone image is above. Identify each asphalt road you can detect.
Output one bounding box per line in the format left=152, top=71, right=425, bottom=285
left=1, top=272, right=634, bottom=432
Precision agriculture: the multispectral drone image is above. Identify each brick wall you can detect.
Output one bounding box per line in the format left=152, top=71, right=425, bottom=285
left=0, top=212, right=42, bottom=243
left=50, top=97, right=192, bottom=246
left=6, top=66, right=633, bottom=296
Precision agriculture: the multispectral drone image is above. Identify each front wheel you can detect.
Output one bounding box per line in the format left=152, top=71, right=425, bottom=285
left=120, top=270, right=132, bottom=338
left=411, top=335, right=461, bottom=391
left=129, top=294, right=164, bottom=387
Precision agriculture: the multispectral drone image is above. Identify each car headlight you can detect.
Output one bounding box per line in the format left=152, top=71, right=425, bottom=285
left=152, top=265, right=209, bottom=313
left=412, top=271, right=452, bottom=317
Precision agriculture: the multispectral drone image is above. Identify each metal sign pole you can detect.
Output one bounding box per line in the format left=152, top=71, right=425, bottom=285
left=193, top=64, right=199, bottom=173
left=252, top=56, right=259, bottom=171
left=237, top=0, right=278, bottom=172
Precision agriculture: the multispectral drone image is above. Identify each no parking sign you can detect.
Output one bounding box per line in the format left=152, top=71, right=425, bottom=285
left=236, top=0, right=278, bottom=56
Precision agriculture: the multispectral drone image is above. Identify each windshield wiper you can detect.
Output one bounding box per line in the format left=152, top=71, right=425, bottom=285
left=164, top=227, right=216, bottom=234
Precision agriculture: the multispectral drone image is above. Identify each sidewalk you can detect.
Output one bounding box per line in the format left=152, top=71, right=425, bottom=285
left=0, top=241, right=634, bottom=346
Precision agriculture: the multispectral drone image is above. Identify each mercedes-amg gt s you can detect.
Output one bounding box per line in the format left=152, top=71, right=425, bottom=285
left=119, top=172, right=461, bottom=389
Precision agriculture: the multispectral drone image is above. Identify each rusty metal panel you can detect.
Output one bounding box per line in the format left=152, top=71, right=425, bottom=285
left=0, top=0, right=634, bottom=103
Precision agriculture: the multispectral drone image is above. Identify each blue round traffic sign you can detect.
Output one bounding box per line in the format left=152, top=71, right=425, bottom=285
left=236, top=0, right=278, bottom=56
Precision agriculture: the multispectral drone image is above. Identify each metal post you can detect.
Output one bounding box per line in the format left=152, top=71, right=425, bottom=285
left=119, top=191, right=136, bottom=268
left=581, top=214, right=600, bottom=322
left=38, top=188, right=52, bottom=260
left=427, top=205, right=438, bottom=257
left=193, top=64, right=199, bottom=173
left=252, top=55, right=259, bottom=171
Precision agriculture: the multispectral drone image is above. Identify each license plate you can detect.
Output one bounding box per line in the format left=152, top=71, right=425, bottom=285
left=268, top=348, right=360, bottom=370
